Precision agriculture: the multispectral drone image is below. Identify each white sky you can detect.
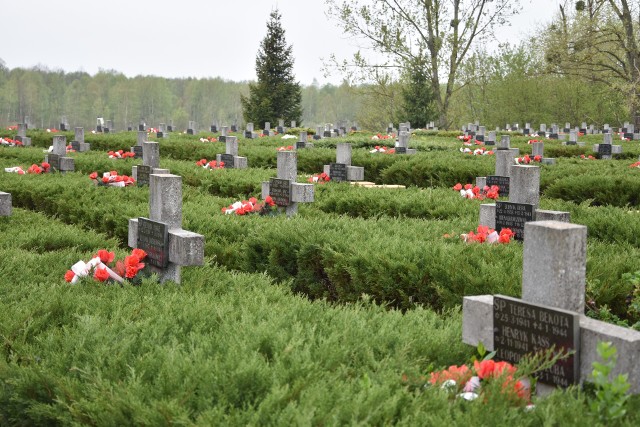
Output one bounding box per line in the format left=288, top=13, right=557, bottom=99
left=1, top=0, right=560, bottom=85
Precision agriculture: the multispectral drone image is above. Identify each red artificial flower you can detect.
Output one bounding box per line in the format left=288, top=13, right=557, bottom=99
left=265, top=195, right=275, bottom=206
left=94, top=267, right=110, bottom=282
left=125, top=265, right=139, bottom=279
left=125, top=254, right=145, bottom=271
left=64, top=270, right=75, bottom=282
left=474, top=359, right=496, bottom=379
left=453, top=183, right=462, bottom=191
left=41, top=162, right=50, bottom=171
left=96, top=249, right=115, bottom=264
left=429, top=364, right=471, bottom=386
left=102, top=176, right=110, bottom=184
left=89, top=172, right=98, bottom=180
left=131, top=248, right=147, bottom=260
left=464, top=183, right=472, bottom=190
left=533, top=155, right=542, bottom=162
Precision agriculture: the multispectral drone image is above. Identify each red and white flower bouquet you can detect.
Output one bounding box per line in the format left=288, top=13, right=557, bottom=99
left=196, top=158, right=225, bottom=169
left=65, top=248, right=148, bottom=284
left=108, top=150, right=136, bottom=159
left=222, top=196, right=276, bottom=215
left=89, top=171, right=136, bottom=187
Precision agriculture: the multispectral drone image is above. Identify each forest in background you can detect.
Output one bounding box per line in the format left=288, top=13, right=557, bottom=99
left=0, top=40, right=631, bottom=132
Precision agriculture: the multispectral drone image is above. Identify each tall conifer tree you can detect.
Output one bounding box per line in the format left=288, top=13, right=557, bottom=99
left=241, top=10, right=302, bottom=128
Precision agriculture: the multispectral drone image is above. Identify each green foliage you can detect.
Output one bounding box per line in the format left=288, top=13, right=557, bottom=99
left=588, top=342, right=631, bottom=423
left=399, top=54, right=436, bottom=128
left=241, top=9, right=302, bottom=127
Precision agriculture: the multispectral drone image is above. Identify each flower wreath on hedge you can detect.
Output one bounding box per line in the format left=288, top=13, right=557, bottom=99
left=89, top=171, right=136, bottom=187
left=65, top=248, right=148, bottom=284
left=4, top=162, right=50, bottom=174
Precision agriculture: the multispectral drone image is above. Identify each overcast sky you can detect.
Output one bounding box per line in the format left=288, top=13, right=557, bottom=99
left=2, top=0, right=559, bottom=85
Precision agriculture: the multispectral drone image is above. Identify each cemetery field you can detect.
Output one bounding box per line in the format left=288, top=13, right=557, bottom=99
left=2, top=129, right=640, bottom=425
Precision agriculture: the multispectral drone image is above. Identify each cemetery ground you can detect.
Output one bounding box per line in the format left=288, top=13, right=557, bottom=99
left=1, top=128, right=640, bottom=425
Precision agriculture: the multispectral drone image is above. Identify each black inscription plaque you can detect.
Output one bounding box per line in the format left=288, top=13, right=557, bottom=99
left=313, top=134, right=321, bottom=140
left=598, top=144, right=612, bottom=156
left=323, top=131, right=332, bottom=138
left=387, top=127, right=393, bottom=133
left=220, top=154, right=235, bottom=168
left=210, top=126, right=217, bottom=132
left=132, top=145, right=143, bottom=159
left=218, top=136, right=226, bottom=143
left=522, top=129, right=530, bottom=135
left=139, top=124, right=145, bottom=131
left=563, top=128, right=570, bottom=133
left=47, top=154, right=60, bottom=172
left=96, top=125, right=102, bottom=133
left=485, top=139, right=495, bottom=146
left=231, top=125, right=238, bottom=132
left=60, top=123, right=66, bottom=131
left=566, top=140, right=577, bottom=146
left=395, top=146, right=407, bottom=154
left=244, top=131, right=252, bottom=138
left=187, top=129, right=194, bottom=135
left=486, top=175, right=510, bottom=197
left=296, top=141, right=306, bottom=149
left=549, top=133, right=559, bottom=140
left=263, top=130, right=270, bottom=136
left=167, top=125, right=173, bottom=132
left=495, top=201, right=535, bottom=241
left=137, top=165, right=151, bottom=187
left=476, top=135, right=485, bottom=142
left=104, top=128, right=110, bottom=134
left=70, top=141, right=80, bottom=151
left=579, top=128, right=587, bottom=134
left=493, top=295, right=579, bottom=388
left=276, top=126, right=284, bottom=133
left=624, top=132, right=634, bottom=140
left=329, top=163, right=348, bottom=182
left=157, top=131, right=163, bottom=138
left=137, top=217, right=169, bottom=269
left=269, top=178, right=290, bottom=207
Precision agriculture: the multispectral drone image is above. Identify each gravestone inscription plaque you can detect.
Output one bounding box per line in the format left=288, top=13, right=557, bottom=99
left=269, top=178, right=291, bottom=206
left=48, top=154, right=60, bottom=172
left=137, top=217, right=169, bottom=268
left=486, top=175, right=510, bottom=196
left=329, top=163, right=348, bottom=182
left=598, top=144, right=612, bottom=156
left=495, top=201, right=535, bottom=240
left=220, top=153, right=235, bottom=168
left=137, top=165, right=151, bottom=186
left=494, top=295, right=579, bottom=387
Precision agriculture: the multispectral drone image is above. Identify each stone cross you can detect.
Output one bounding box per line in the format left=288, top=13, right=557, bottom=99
left=138, top=120, right=146, bottom=131
left=261, top=151, right=314, bottom=216
left=291, top=120, right=296, bottom=128
left=245, top=123, right=257, bottom=139
left=215, top=136, right=247, bottom=169
left=231, top=120, right=238, bottom=133
left=531, top=142, right=556, bottom=165
left=276, top=119, right=285, bottom=134
left=128, top=174, right=204, bottom=283
left=524, top=123, right=531, bottom=135
left=323, top=124, right=334, bottom=138
left=296, top=131, right=314, bottom=149
left=59, top=116, right=69, bottom=131
left=494, top=136, right=520, bottom=177
left=105, top=120, right=113, bottom=133
left=15, top=123, right=31, bottom=146
left=0, top=192, right=11, bottom=216
left=158, top=123, right=168, bottom=138
left=323, top=143, right=364, bottom=182
left=132, top=141, right=170, bottom=186
left=210, top=120, right=218, bottom=133
left=387, top=123, right=395, bottom=133
left=263, top=122, right=271, bottom=136
left=167, top=120, right=173, bottom=132
left=71, top=127, right=90, bottom=152
left=549, top=124, right=559, bottom=140
left=187, top=121, right=196, bottom=135
left=622, top=124, right=635, bottom=140
left=219, top=126, right=229, bottom=142
left=46, top=135, right=75, bottom=173
left=396, top=131, right=416, bottom=154
left=314, top=126, right=323, bottom=140
left=593, top=133, right=622, bottom=159
left=479, top=164, right=569, bottom=239
left=485, top=131, right=496, bottom=146
left=564, top=122, right=571, bottom=133
left=463, top=220, right=640, bottom=393
left=563, top=129, right=584, bottom=146
left=538, top=123, right=547, bottom=136
left=476, top=126, right=486, bottom=142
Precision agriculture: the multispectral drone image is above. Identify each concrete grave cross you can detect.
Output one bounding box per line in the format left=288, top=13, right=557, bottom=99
left=323, top=143, right=365, bottom=182
left=128, top=174, right=204, bottom=283
left=296, top=131, right=314, bottom=149
left=216, top=136, right=248, bottom=169
left=479, top=164, right=569, bottom=240
left=187, top=121, right=196, bottom=135
left=245, top=123, right=257, bottom=139
left=261, top=151, right=314, bottom=216
left=132, top=141, right=170, bottom=186
left=594, top=133, right=622, bottom=159
left=396, top=131, right=416, bottom=154
left=276, top=119, right=285, bottom=134
left=263, top=122, right=271, bottom=136
left=72, top=127, right=90, bottom=152
left=14, top=123, right=31, bottom=146
left=0, top=192, right=11, bottom=216
left=46, top=135, right=75, bottom=173
left=463, top=220, right=640, bottom=393
left=219, top=126, right=229, bottom=142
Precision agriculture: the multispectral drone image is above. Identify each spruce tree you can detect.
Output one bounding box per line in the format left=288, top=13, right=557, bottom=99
left=400, top=55, right=435, bottom=129
left=241, top=10, right=302, bottom=128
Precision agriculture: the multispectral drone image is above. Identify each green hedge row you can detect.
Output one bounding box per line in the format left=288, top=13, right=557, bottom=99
left=1, top=171, right=638, bottom=318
